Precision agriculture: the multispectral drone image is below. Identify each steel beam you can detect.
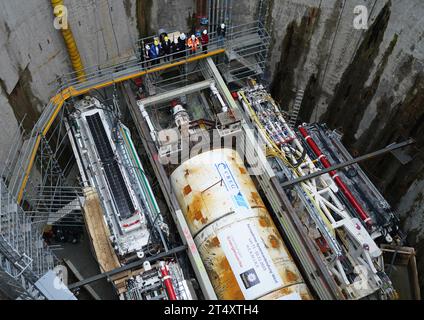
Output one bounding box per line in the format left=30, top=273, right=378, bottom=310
left=140, top=80, right=214, bottom=107
left=279, top=138, right=415, bottom=188
left=67, top=246, right=187, bottom=290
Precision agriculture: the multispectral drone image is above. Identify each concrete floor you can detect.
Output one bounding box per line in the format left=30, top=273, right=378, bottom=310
left=51, top=228, right=118, bottom=300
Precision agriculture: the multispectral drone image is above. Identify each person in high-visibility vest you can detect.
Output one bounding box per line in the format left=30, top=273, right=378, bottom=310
left=187, top=34, right=200, bottom=55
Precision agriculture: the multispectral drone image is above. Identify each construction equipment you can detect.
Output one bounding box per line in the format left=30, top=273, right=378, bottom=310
left=237, top=82, right=399, bottom=300
left=1, top=18, right=411, bottom=301
left=65, top=96, right=192, bottom=300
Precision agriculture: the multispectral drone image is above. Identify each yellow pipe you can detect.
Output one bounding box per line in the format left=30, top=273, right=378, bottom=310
left=51, top=0, right=86, bottom=82
left=17, top=49, right=225, bottom=203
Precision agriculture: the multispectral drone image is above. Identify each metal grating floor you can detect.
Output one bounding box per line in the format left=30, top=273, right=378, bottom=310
left=86, top=113, right=134, bottom=220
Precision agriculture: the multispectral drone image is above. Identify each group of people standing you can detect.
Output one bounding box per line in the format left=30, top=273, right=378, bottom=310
left=143, top=23, right=227, bottom=66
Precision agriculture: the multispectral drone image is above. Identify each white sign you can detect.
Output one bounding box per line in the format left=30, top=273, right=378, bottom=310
left=218, top=222, right=283, bottom=300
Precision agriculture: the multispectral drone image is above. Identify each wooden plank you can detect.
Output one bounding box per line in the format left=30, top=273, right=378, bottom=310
left=82, top=187, right=120, bottom=273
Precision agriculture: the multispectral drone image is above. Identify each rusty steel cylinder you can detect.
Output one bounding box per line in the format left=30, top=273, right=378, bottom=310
left=171, top=148, right=312, bottom=300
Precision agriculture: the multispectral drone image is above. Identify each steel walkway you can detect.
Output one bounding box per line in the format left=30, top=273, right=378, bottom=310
left=0, top=22, right=269, bottom=300
left=14, top=21, right=269, bottom=204
left=15, top=50, right=225, bottom=204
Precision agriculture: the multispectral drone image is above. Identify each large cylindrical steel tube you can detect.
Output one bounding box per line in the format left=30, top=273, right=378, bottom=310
left=171, top=149, right=312, bottom=300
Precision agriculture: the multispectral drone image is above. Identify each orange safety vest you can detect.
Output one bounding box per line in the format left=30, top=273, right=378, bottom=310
left=187, top=37, right=200, bottom=51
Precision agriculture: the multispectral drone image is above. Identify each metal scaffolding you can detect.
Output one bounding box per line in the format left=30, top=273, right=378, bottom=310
left=0, top=110, right=80, bottom=299
left=0, top=21, right=270, bottom=300
left=0, top=178, right=58, bottom=299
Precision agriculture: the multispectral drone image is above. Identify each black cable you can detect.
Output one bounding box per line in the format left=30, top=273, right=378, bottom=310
left=145, top=212, right=164, bottom=255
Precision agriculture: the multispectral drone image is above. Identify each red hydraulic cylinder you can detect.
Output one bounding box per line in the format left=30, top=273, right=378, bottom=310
left=298, top=126, right=373, bottom=228
left=159, top=261, right=177, bottom=300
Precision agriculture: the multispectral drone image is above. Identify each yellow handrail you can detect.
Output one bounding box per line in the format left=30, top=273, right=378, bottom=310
left=17, top=49, right=226, bottom=203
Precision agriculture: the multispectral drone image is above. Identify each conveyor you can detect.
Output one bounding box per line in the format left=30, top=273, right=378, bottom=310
left=86, top=113, right=135, bottom=220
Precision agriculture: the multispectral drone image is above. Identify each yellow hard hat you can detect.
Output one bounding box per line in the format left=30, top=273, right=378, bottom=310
left=164, top=36, right=169, bottom=42
left=154, top=39, right=159, bottom=46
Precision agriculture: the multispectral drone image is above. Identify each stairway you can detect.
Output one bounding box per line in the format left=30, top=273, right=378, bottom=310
left=0, top=237, right=45, bottom=300
left=289, top=89, right=305, bottom=128
left=220, top=25, right=270, bottom=83
left=46, top=197, right=83, bottom=225
left=0, top=180, right=57, bottom=300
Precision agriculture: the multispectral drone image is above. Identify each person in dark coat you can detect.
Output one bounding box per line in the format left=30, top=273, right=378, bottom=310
left=171, top=38, right=179, bottom=60
left=217, top=23, right=226, bottom=46
left=217, top=23, right=226, bottom=37
left=177, top=33, right=187, bottom=58
left=161, top=36, right=172, bottom=62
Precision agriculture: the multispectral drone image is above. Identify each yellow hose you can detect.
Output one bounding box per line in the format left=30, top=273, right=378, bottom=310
left=51, top=0, right=86, bottom=82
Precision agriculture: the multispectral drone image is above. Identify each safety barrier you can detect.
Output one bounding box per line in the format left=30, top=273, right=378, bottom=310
left=14, top=21, right=269, bottom=204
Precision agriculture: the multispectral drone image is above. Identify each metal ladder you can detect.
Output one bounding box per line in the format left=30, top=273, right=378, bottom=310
left=289, top=89, right=305, bottom=128
left=0, top=181, right=57, bottom=300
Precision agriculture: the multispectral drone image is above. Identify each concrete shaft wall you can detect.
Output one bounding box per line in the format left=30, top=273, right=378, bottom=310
left=0, top=0, right=423, bottom=290
left=266, top=0, right=424, bottom=290
left=0, top=0, right=141, bottom=169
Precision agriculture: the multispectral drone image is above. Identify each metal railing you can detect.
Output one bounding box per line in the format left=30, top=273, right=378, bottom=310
left=9, top=22, right=265, bottom=204
left=0, top=20, right=270, bottom=299
left=58, top=21, right=267, bottom=90
left=11, top=20, right=270, bottom=217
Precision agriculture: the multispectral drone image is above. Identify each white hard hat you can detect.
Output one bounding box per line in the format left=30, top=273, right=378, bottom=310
left=221, top=23, right=226, bottom=29
left=145, top=44, right=150, bottom=50
left=180, top=33, right=186, bottom=40
left=203, top=29, right=208, bottom=35
left=191, top=34, right=195, bottom=40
